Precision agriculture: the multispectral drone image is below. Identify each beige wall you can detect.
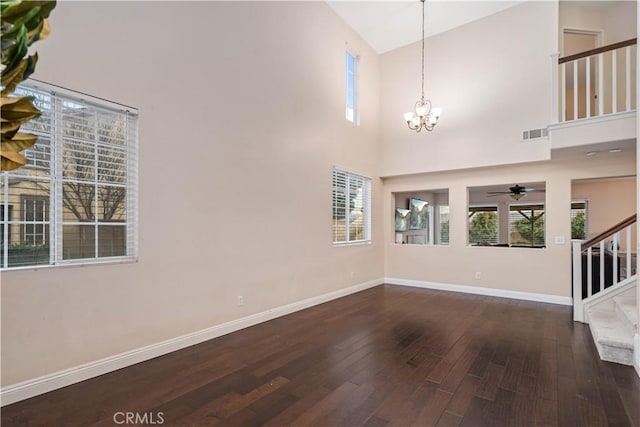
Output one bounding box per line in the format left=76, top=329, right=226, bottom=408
left=1, top=2, right=383, bottom=386
left=383, top=154, right=636, bottom=298
left=379, top=1, right=557, bottom=177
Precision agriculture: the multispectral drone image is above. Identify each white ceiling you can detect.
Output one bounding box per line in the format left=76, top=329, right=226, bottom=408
left=326, top=0, right=526, bottom=54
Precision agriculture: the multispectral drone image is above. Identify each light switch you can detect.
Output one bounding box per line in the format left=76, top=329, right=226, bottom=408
left=554, top=236, right=565, bottom=245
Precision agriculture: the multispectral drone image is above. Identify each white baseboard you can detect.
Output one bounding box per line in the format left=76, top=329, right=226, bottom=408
left=634, top=333, right=640, bottom=378
left=385, top=277, right=573, bottom=306
left=0, top=278, right=384, bottom=406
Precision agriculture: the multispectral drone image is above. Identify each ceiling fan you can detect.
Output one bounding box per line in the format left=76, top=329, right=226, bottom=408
left=487, top=184, right=545, bottom=200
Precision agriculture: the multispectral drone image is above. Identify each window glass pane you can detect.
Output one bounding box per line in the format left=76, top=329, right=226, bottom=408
left=63, top=224, right=95, bottom=259
left=346, top=51, right=358, bottom=123
left=98, top=186, right=126, bottom=222
left=63, top=183, right=96, bottom=221
left=98, top=225, right=126, bottom=257
left=509, top=204, right=545, bottom=247
left=469, top=206, right=498, bottom=245
left=439, top=206, right=450, bottom=244
left=333, top=169, right=370, bottom=244
left=332, top=171, right=347, bottom=243
left=571, top=202, right=587, bottom=239
left=2, top=178, right=51, bottom=267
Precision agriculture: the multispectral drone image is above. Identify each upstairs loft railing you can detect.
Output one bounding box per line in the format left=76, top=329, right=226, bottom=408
left=572, top=213, right=637, bottom=322
left=552, top=38, right=637, bottom=123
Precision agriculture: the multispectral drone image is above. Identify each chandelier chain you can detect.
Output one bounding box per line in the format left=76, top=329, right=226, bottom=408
left=421, top=0, right=425, bottom=99
left=403, top=0, right=440, bottom=132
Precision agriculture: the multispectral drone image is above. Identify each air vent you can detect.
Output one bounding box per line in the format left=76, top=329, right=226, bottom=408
left=522, top=127, right=548, bottom=141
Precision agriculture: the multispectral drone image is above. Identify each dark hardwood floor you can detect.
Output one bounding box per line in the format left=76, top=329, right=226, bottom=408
left=2, top=284, right=639, bottom=426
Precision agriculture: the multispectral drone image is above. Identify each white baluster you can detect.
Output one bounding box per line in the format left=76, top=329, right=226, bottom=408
left=551, top=53, right=560, bottom=123
left=612, top=49, right=617, bottom=113
left=572, top=240, right=584, bottom=322
left=613, top=232, right=619, bottom=285
left=600, top=240, right=605, bottom=292
left=586, top=56, right=591, bottom=118
left=573, top=60, right=578, bottom=120
left=598, top=53, right=604, bottom=116
left=561, top=62, right=566, bottom=122
left=625, top=46, right=631, bottom=112
left=626, top=226, right=632, bottom=279
left=587, top=248, right=593, bottom=298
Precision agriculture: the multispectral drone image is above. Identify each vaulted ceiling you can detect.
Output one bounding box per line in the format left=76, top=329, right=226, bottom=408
left=326, top=0, right=525, bottom=53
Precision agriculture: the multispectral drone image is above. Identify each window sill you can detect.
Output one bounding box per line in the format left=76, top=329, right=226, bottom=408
left=1, top=257, right=138, bottom=272
left=333, top=240, right=371, bottom=247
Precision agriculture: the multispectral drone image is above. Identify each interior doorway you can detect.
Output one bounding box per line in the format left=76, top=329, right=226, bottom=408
left=562, top=29, right=602, bottom=119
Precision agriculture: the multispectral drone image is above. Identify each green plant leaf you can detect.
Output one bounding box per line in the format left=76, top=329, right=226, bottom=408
left=1, top=1, right=55, bottom=24
left=2, top=24, right=28, bottom=71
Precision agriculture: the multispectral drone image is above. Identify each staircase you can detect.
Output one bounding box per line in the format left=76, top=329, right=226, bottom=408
left=586, top=284, right=637, bottom=365
left=572, top=213, right=637, bottom=366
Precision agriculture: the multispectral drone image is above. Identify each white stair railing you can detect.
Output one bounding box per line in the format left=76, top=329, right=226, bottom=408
left=553, top=38, right=636, bottom=123
left=572, top=214, right=637, bottom=322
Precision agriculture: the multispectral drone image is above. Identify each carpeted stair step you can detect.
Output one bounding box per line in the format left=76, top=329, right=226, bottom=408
left=586, top=306, right=634, bottom=366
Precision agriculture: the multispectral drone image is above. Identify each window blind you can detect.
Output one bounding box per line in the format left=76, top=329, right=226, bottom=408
left=1, top=82, right=138, bottom=269
left=509, top=204, right=545, bottom=247
left=332, top=168, right=371, bottom=244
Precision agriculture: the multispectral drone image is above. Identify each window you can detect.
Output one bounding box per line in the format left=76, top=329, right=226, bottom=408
left=332, top=168, right=371, bottom=244
left=0, top=205, right=12, bottom=246
left=509, top=204, right=545, bottom=247
left=1, top=82, right=138, bottom=269
left=22, top=196, right=49, bottom=245
left=438, top=205, right=450, bottom=244
left=345, top=51, right=359, bottom=124
left=469, top=206, right=498, bottom=245
left=571, top=201, right=588, bottom=239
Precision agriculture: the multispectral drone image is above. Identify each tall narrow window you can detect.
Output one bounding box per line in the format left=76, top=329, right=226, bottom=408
left=345, top=51, right=359, bottom=124
left=333, top=168, right=371, bottom=244
left=468, top=205, right=498, bottom=245
left=438, top=205, right=450, bottom=244
left=571, top=201, right=588, bottom=239
left=1, top=82, right=138, bottom=270
left=509, top=204, right=545, bottom=247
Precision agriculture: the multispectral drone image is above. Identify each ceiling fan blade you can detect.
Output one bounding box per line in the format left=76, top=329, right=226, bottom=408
left=486, top=191, right=511, bottom=195
left=523, top=188, right=545, bottom=193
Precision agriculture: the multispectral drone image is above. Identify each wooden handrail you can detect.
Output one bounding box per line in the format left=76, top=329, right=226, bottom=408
left=581, top=213, right=637, bottom=251
left=559, top=38, right=637, bottom=64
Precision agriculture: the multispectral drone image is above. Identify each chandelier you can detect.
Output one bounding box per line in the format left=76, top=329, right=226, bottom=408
left=404, top=0, right=442, bottom=132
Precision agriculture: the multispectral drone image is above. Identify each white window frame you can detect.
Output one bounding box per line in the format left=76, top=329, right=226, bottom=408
left=345, top=49, right=360, bottom=125
left=1, top=80, right=138, bottom=270
left=332, top=167, right=371, bottom=246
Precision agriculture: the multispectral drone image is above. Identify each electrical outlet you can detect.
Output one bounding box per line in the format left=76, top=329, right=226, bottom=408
left=475, top=272, right=481, bottom=280
left=350, top=271, right=355, bottom=279
left=237, top=295, right=244, bottom=306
